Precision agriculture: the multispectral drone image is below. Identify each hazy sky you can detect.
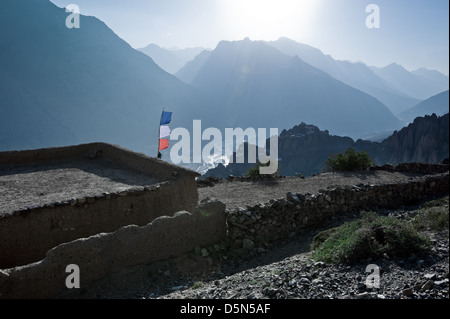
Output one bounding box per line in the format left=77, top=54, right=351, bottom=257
left=50, top=0, right=449, bottom=74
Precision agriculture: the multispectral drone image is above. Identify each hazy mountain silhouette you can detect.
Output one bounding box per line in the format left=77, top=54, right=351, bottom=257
left=138, top=44, right=205, bottom=75
left=189, top=38, right=402, bottom=139
left=176, top=50, right=212, bottom=84
left=372, top=63, right=449, bottom=101
left=0, top=0, right=206, bottom=153
left=398, top=91, right=449, bottom=124
left=411, top=68, right=450, bottom=94
left=267, top=37, right=423, bottom=115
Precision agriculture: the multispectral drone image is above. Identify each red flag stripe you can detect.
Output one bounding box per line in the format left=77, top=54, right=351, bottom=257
left=159, top=139, right=169, bottom=151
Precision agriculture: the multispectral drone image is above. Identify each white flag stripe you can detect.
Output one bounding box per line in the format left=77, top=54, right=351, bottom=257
left=159, top=125, right=171, bottom=138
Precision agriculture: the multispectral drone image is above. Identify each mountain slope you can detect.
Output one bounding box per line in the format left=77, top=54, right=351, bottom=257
left=190, top=38, right=402, bottom=138
left=138, top=44, right=205, bottom=74
left=412, top=68, right=450, bottom=88
left=372, top=63, right=449, bottom=101
left=0, top=0, right=205, bottom=153
left=398, top=91, right=449, bottom=123
left=267, top=37, right=421, bottom=115
left=176, top=50, right=212, bottom=84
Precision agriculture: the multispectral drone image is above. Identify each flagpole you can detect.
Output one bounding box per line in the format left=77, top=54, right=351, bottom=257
left=157, top=107, right=165, bottom=158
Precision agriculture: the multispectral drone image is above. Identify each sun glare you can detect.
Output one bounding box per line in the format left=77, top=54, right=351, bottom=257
left=219, top=0, right=320, bottom=42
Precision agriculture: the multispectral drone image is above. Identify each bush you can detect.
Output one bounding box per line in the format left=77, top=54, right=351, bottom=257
left=311, top=212, right=430, bottom=264
left=245, top=160, right=278, bottom=178
left=325, top=148, right=374, bottom=172
left=297, top=172, right=305, bottom=179
left=245, top=165, right=261, bottom=178
left=192, top=281, right=204, bottom=289
left=412, top=196, right=449, bottom=231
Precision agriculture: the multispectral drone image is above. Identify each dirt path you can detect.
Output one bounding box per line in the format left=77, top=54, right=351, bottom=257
left=198, top=171, right=422, bottom=209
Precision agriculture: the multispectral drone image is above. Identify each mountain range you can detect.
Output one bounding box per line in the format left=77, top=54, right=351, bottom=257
left=1, top=0, right=448, bottom=164
left=267, top=38, right=422, bottom=115
left=183, top=38, right=403, bottom=138
left=174, top=37, right=448, bottom=117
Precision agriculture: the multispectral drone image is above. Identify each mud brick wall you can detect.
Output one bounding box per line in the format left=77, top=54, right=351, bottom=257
left=0, top=199, right=226, bottom=299
left=0, top=143, right=200, bottom=269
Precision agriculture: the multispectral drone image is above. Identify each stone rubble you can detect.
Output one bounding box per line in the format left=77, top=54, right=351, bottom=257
left=159, top=228, right=449, bottom=300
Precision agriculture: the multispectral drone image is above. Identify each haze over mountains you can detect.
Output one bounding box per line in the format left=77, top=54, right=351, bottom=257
left=172, top=37, right=448, bottom=117
left=1, top=0, right=448, bottom=169
left=267, top=38, right=423, bottom=115
left=399, top=91, right=449, bottom=124
left=0, top=0, right=206, bottom=153
left=138, top=44, right=205, bottom=75
left=182, top=38, right=403, bottom=138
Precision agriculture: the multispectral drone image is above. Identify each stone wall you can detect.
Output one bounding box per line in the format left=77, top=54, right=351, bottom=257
left=370, top=162, right=449, bottom=175
left=0, top=199, right=226, bottom=299
left=0, top=179, right=198, bottom=269
left=225, top=172, right=449, bottom=254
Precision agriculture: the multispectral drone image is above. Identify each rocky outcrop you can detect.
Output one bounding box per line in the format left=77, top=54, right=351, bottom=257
left=377, top=113, right=449, bottom=165
left=202, top=114, right=449, bottom=178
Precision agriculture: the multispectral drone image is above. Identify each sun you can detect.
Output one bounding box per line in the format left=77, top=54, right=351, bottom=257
left=219, top=0, right=320, bottom=42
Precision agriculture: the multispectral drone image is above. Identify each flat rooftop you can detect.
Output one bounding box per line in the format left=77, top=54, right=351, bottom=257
left=0, top=142, right=199, bottom=218
left=0, top=158, right=163, bottom=217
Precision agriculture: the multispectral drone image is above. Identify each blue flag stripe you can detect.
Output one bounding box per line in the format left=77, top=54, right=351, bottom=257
left=160, top=111, right=172, bottom=125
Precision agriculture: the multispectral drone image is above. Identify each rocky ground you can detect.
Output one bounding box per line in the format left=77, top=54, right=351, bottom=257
left=63, top=195, right=449, bottom=300
left=160, top=204, right=449, bottom=300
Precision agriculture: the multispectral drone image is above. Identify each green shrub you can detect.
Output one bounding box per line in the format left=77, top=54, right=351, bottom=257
left=413, top=196, right=449, bottom=231
left=311, top=212, right=430, bottom=264
left=245, top=160, right=278, bottom=178
left=192, top=281, right=204, bottom=289
left=325, top=148, right=374, bottom=172
left=245, top=165, right=261, bottom=178
left=297, top=172, right=305, bottom=179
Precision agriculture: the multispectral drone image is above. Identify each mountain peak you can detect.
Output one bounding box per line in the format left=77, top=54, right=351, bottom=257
left=190, top=35, right=402, bottom=138
left=280, top=123, right=323, bottom=138
left=384, top=63, right=407, bottom=71
left=276, top=36, right=297, bottom=43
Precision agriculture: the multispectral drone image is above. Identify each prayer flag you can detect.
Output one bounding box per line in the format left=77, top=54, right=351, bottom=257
left=159, top=125, right=171, bottom=138
left=159, top=139, right=169, bottom=151
left=160, top=111, right=172, bottom=125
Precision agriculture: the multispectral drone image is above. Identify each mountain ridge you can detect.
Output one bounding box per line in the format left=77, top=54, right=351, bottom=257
left=266, top=37, right=426, bottom=115
left=188, top=38, right=402, bottom=139
left=398, top=90, right=449, bottom=124
left=202, top=113, right=449, bottom=179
